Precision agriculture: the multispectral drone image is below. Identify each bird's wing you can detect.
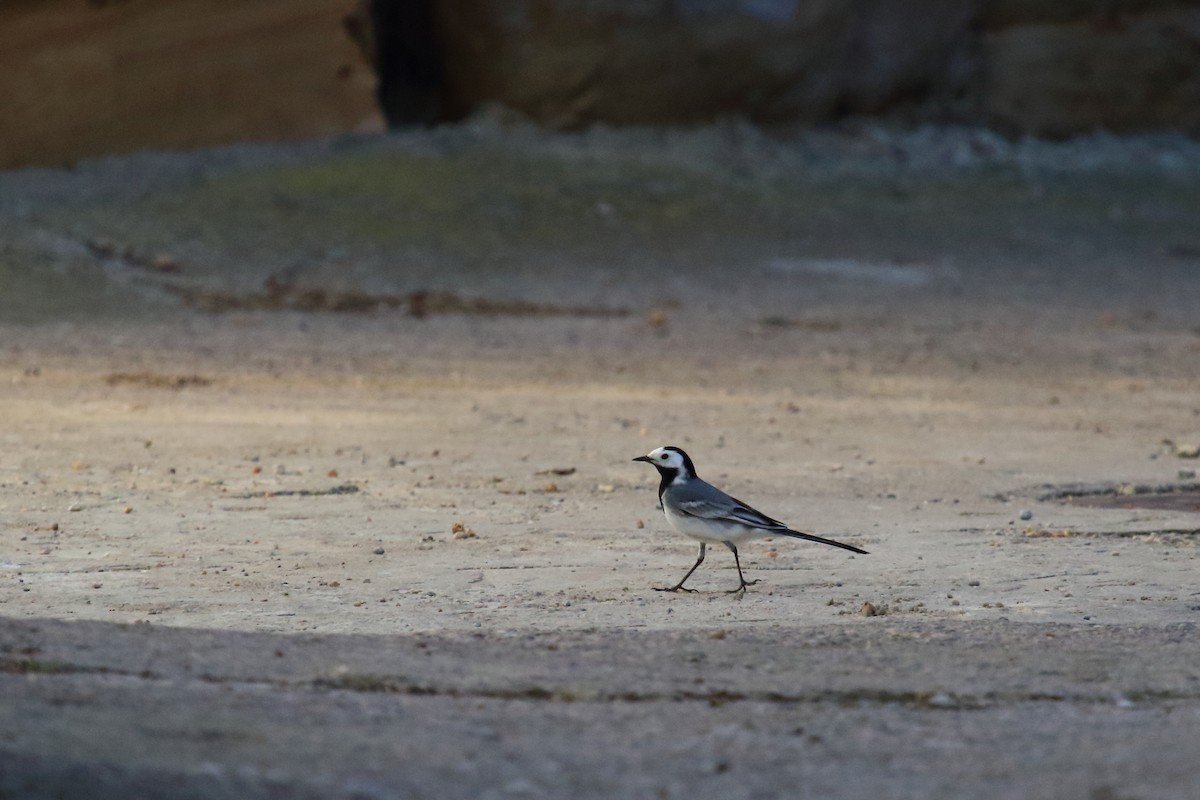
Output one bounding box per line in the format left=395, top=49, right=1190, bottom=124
left=671, top=478, right=868, bottom=554
left=670, top=480, right=786, bottom=530
left=721, top=502, right=789, bottom=529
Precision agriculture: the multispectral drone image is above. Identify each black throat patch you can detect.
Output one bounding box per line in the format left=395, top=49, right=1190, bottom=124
left=654, top=468, right=679, bottom=501
left=653, top=447, right=697, bottom=501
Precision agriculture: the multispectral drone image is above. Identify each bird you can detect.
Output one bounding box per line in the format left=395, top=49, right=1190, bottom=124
left=633, top=445, right=867, bottom=594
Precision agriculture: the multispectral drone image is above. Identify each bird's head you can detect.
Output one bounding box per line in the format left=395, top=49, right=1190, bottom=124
left=633, top=445, right=696, bottom=478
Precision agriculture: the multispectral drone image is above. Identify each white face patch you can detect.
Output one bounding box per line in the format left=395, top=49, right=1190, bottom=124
left=645, top=447, right=685, bottom=471
left=638, top=446, right=694, bottom=480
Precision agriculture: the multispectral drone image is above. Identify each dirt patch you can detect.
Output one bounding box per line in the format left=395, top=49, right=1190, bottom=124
left=104, top=373, right=213, bottom=389
left=232, top=484, right=361, bottom=499
left=1044, top=483, right=1200, bottom=513
left=162, top=283, right=629, bottom=318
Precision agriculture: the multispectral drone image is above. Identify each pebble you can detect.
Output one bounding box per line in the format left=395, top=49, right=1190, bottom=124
left=450, top=521, right=476, bottom=539
left=373, top=547, right=385, bottom=555
left=1174, top=443, right=1199, bottom=459
left=1019, top=509, right=1033, bottom=520
left=926, top=692, right=956, bottom=708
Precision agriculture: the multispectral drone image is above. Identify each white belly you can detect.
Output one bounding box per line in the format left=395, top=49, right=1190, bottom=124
left=662, top=504, right=770, bottom=546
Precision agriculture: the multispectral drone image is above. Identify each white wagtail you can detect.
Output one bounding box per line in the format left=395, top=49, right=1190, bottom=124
left=634, top=445, right=868, bottom=594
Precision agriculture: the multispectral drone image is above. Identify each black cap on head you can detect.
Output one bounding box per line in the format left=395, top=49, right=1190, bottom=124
left=660, top=446, right=697, bottom=477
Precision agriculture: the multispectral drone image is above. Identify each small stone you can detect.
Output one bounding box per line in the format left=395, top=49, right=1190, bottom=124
left=1174, top=443, right=1199, bottom=459
left=1019, top=509, right=1033, bottom=521
left=150, top=254, right=179, bottom=272
left=926, top=692, right=956, bottom=708
left=858, top=601, right=878, bottom=617
left=68, top=503, right=83, bottom=512
left=373, top=547, right=385, bottom=555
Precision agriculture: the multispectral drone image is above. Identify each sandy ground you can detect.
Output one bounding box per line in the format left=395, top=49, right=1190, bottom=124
left=2, top=122, right=1200, bottom=797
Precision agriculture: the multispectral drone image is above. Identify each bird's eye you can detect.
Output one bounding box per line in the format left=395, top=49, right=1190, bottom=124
left=660, top=453, right=668, bottom=460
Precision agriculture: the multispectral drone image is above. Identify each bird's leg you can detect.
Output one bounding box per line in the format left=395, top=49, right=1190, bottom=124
left=724, top=543, right=760, bottom=594
left=655, top=542, right=704, bottom=593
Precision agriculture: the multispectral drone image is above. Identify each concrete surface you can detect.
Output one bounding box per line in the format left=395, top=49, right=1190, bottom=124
left=1, top=123, right=1199, bottom=798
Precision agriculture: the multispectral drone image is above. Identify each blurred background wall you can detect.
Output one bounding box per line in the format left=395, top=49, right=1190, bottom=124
left=3, top=0, right=1199, bottom=169
left=0, top=0, right=383, bottom=169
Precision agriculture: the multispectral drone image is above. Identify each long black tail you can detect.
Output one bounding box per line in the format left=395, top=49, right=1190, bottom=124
left=777, top=528, right=868, bottom=555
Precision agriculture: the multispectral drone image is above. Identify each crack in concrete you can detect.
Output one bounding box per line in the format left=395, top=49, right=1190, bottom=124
left=5, top=658, right=1194, bottom=711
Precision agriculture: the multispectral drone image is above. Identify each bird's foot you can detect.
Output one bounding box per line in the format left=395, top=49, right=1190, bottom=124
left=655, top=585, right=698, bottom=593
left=726, top=579, right=760, bottom=595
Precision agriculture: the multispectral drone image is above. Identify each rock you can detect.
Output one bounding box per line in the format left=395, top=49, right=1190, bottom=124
left=451, top=521, right=477, bottom=539
left=427, top=0, right=1200, bottom=136
left=8, top=0, right=1200, bottom=169
left=978, top=0, right=1175, bottom=29
left=981, top=6, right=1200, bottom=137
left=926, top=691, right=957, bottom=708
left=1174, top=443, right=1200, bottom=459
left=434, top=0, right=978, bottom=128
